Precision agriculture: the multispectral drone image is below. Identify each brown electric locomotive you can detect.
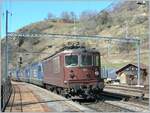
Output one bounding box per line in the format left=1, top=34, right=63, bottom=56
left=42, top=43, right=104, bottom=99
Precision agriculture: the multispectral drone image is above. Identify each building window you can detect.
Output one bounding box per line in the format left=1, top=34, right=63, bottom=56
left=131, top=67, right=134, bottom=70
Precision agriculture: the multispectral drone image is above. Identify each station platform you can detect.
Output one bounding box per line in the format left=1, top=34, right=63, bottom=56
left=5, top=81, right=93, bottom=112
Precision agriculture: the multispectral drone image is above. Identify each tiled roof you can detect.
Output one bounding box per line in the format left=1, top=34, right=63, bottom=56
left=116, top=63, right=147, bottom=74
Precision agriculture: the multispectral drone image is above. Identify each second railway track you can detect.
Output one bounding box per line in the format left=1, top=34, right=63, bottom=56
left=81, top=101, right=135, bottom=112
left=74, top=91, right=149, bottom=112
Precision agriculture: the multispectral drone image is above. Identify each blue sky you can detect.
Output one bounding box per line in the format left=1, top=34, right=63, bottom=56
left=1, top=0, right=116, bottom=38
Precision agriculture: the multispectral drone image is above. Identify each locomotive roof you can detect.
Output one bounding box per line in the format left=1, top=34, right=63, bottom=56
left=43, top=45, right=99, bottom=61
left=62, top=48, right=99, bottom=53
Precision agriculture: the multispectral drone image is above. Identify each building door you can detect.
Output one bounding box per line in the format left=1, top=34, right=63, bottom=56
left=120, top=73, right=127, bottom=84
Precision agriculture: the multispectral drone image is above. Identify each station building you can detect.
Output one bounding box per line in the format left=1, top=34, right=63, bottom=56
left=116, top=63, right=148, bottom=86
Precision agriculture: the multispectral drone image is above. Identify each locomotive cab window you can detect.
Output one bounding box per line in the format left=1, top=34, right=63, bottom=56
left=81, top=54, right=92, bottom=66
left=65, top=55, right=78, bottom=66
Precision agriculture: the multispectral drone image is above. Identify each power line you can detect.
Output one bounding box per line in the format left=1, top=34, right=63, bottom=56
left=7, top=32, right=140, bottom=43
left=16, top=51, right=52, bottom=55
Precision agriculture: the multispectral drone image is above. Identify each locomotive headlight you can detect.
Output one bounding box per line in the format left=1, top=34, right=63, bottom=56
left=64, top=80, right=68, bottom=84
left=95, top=71, right=99, bottom=76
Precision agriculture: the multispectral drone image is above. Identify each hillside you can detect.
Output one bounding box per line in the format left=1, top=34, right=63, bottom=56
left=97, top=1, right=149, bottom=39
left=3, top=1, right=149, bottom=69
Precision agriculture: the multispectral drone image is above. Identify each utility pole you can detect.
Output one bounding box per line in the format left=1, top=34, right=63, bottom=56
left=4, top=10, right=9, bottom=81
left=125, top=21, right=128, bottom=38
left=73, top=15, right=75, bottom=34
left=107, top=40, right=111, bottom=56
left=137, top=39, right=141, bottom=86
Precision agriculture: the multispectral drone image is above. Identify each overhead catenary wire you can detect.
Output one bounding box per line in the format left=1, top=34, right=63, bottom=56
left=7, top=32, right=140, bottom=43
left=16, top=51, right=52, bottom=55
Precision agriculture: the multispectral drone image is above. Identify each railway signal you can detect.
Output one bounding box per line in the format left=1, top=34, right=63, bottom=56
left=19, top=57, right=23, bottom=64
left=18, top=56, right=23, bottom=68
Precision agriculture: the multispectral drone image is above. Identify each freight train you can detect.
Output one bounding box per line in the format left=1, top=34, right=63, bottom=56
left=11, top=44, right=104, bottom=99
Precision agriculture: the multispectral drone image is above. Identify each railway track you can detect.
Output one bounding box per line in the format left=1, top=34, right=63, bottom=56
left=101, top=90, right=149, bottom=106
left=8, top=84, right=23, bottom=112
left=105, top=84, right=144, bottom=89
left=104, top=85, right=149, bottom=101
left=81, top=101, right=134, bottom=112
left=129, top=97, right=149, bottom=106
left=105, top=85, right=143, bottom=93
left=43, top=83, right=149, bottom=112
left=78, top=92, right=131, bottom=112
left=75, top=91, right=149, bottom=112
left=38, top=83, right=149, bottom=112
left=100, top=91, right=130, bottom=100
left=9, top=85, right=15, bottom=112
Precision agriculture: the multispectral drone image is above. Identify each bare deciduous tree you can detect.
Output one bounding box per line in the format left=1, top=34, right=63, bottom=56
left=70, top=11, right=77, bottom=22
left=61, top=11, right=70, bottom=22
left=79, top=10, right=98, bottom=35
left=47, top=12, right=54, bottom=20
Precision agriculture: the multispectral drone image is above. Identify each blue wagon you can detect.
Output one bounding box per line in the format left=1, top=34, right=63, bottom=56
left=24, top=65, right=31, bottom=83
left=15, top=68, right=21, bottom=81
left=30, top=62, right=44, bottom=86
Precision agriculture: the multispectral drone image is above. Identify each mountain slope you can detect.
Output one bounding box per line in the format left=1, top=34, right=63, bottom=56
left=4, top=1, right=149, bottom=68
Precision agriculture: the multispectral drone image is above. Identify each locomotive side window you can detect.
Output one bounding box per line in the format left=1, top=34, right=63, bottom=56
left=65, top=55, right=78, bottom=66
left=93, top=55, right=100, bottom=66
left=52, top=56, right=60, bottom=73
left=81, top=55, right=92, bottom=66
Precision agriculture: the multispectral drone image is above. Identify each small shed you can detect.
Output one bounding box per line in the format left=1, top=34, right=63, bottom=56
left=116, top=64, right=148, bottom=85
